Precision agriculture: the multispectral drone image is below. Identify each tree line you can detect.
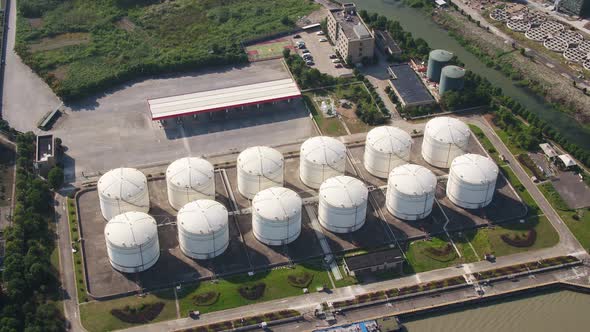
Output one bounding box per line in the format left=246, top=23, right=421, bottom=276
left=359, top=11, right=590, bottom=167
left=0, top=132, right=65, bottom=332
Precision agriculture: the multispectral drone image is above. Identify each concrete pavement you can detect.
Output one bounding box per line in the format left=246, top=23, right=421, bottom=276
left=1, top=0, right=61, bottom=132
left=54, top=193, right=86, bottom=332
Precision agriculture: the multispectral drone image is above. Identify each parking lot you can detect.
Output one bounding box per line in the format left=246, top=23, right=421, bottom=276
left=551, top=171, right=590, bottom=209
left=50, top=59, right=316, bottom=182
left=294, top=30, right=353, bottom=78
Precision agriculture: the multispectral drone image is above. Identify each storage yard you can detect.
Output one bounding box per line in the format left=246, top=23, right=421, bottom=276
left=75, top=118, right=526, bottom=298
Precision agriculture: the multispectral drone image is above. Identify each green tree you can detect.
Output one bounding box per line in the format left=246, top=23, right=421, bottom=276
left=47, top=167, right=64, bottom=190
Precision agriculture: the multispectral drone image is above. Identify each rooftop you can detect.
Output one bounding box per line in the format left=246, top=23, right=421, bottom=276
left=374, top=30, right=402, bottom=55
left=330, top=4, right=373, bottom=41
left=344, top=247, right=404, bottom=271
left=36, top=135, right=53, bottom=162
left=147, top=78, right=301, bottom=120
left=388, top=64, right=435, bottom=106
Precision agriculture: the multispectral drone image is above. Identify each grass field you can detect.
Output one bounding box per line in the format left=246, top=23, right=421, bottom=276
left=79, top=290, right=177, bottom=332
left=177, top=261, right=330, bottom=317
left=245, top=38, right=293, bottom=62
left=538, top=181, right=590, bottom=251
left=303, top=94, right=347, bottom=136
left=405, top=237, right=475, bottom=273
left=16, top=0, right=317, bottom=99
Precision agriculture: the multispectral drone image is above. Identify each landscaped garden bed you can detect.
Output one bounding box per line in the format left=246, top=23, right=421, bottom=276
left=178, top=310, right=300, bottom=332
left=110, top=302, right=165, bottom=324
left=330, top=276, right=467, bottom=309
left=238, top=283, right=266, bottom=300
left=474, top=256, right=579, bottom=281
left=500, top=229, right=537, bottom=248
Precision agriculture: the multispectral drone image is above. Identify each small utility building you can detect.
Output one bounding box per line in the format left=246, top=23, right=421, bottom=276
left=343, top=248, right=404, bottom=276
left=388, top=64, right=435, bottom=108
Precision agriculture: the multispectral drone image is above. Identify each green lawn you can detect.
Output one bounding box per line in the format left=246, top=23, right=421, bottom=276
left=67, top=198, right=88, bottom=303
left=79, top=290, right=177, bottom=332
left=538, top=182, right=590, bottom=251
left=17, top=0, right=317, bottom=100
left=405, top=237, right=475, bottom=273
left=469, top=124, right=506, bottom=166
left=333, top=264, right=358, bottom=288
left=303, top=94, right=347, bottom=136
left=500, top=165, right=540, bottom=216
left=495, top=127, right=528, bottom=156
left=466, top=215, right=559, bottom=258
left=177, top=261, right=330, bottom=317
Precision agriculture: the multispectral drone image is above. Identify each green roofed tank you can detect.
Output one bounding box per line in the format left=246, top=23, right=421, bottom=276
left=439, top=65, right=465, bottom=95
left=427, top=49, right=453, bottom=82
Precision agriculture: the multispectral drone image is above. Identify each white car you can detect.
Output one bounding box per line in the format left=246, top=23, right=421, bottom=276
left=316, top=31, right=325, bottom=35
left=319, top=38, right=328, bottom=42
left=331, top=59, right=341, bottom=63
left=302, top=49, right=310, bottom=54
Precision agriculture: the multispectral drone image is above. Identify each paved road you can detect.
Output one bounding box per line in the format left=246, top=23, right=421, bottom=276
left=1, top=0, right=61, bottom=132
left=54, top=193, right=86, bottom=332
left=464, top=115, right=584, bottom=253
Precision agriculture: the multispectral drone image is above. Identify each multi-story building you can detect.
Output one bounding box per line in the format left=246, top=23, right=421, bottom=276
left=327, top=3, right=375, bottom=64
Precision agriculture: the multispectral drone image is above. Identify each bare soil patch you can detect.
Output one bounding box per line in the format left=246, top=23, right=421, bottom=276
left=30, top=33, right=91, bottom=52
left=27, top=18, right=44, bottom=29
left=115, top=17, right=136, bottom=32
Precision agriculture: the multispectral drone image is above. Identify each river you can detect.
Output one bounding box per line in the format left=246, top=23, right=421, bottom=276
left=401, top=289, right=590, bottom=331
left=353, top=0, right=590, bottom=150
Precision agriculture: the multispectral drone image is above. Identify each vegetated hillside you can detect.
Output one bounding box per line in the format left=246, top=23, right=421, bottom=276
left=16, top=0, right=317, bottom=100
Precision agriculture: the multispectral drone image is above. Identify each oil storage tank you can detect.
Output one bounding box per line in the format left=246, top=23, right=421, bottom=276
left=104, top=211, right=159, bottom=273
left=364, top=126, right=412, bottom=178
left=252, top=187, right=302, bottom=246
left=446, top=154, right=498, bottom=209
left=98, top=168, right=150, bottom=221
left=386, top=164, right=437, bottom=220
left=427, top=49, right=454, bottom=82
left=237, top=146, right=284, bottom=199
left=177, top=200, right=229, bottom=260
left=421, top=116, right=470, bottom=168
left=439, top=65, right=466, bottom=95
left=166, top=157, right=215, bottom=210
left=318, top=176, right=368, bottom=233
left=300, top=136, right=346, bottom=189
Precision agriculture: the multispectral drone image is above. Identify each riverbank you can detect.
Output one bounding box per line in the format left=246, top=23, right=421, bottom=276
left=353, top=0, right=590, bottom=150
left=433, top=3, right=590, bottom=126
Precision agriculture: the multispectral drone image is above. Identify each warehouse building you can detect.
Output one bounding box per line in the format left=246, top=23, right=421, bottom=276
left=147, top=78, right=301, bottom=121
left=387, top=64, right=435, bottom=108
left=327, top=3, right=375, bottom=64
left=343, top=248, right=405, bottom=276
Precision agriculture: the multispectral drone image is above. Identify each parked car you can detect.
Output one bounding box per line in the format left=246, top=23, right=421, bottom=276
left=331, top=59, right=341, bottom=63
left=298, top=44, right=306, bottom=49
left=293, top=34, right=301, bottom=38
left=189, top=311, right=200, bottom=319
left=302, top=49, right=310, bottom=54
left=306, top=60, right=315, bottom=66
left=334, top=64, right=343, bottom=68
left=319, top=38, right=328, bottom=42
left=316, top=31, right=325, bottom=35
left=329, top=54, right=337, bottom=59
left=303, top=55, right=313, bottom=60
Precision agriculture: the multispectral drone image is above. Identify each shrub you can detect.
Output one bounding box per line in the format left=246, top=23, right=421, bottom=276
left=238, top=283, right=266, bottom=300
left=287, top=271, right=313, bottom=288
left=110, top=302, right=165, bottom=324
left=192, top=291, right=219, bottom=306
left=501, top=229, right=537, bottom=248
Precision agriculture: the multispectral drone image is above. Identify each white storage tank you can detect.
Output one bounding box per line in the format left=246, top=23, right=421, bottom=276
left=386, top=164, right=437, bottom=220
left=252, top=187, right=302, bottom=246
left=237, top=146, right=284, bottom=199
left=166, top=157, right=215, bottom=210
left=447, top=154, right=499, bottom=209
left=177, top=200, right=229, bottom=260
left=319, top=176, right=368, bottom=233
left=98, top=168, right=150, bottom=221
left=300, top=136, right=346, bottom=189
left=422, top=117, right=470, bottom=168
left=364, top=126, right=412, bottom=178
left=104, top=211, right=159, bottom=273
